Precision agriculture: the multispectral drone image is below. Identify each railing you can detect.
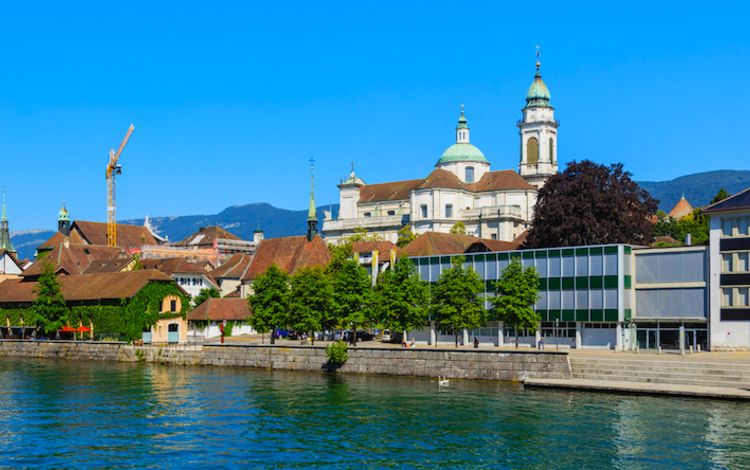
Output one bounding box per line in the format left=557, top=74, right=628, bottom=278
left=462, top=206, right=523, bottom=220
left=322, top=214, right=409, bottom=231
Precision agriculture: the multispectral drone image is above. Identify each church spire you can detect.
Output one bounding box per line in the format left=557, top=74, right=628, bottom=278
left=58, top=202, right=71, bottom=236
left=455, top=104, right=470, bottom=144
left=307, top=157, right=318, bottom=241
left=0, top=192, right=16, bottom=254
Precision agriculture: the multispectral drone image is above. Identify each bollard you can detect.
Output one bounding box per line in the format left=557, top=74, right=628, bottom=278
left=689, top=345, right=694, bottom=354
left=697, top=344, right=701, bottom=353
left=657, top=346, right=662, bottom=355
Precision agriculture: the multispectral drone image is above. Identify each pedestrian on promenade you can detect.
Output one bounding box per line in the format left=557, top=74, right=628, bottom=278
left=473, top=337, right=479, bottom=349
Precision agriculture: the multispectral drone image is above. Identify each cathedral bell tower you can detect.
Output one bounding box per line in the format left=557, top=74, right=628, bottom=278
left=518, top=49, right=559, bottom=189
left=307, top=157, right=318, bottom=242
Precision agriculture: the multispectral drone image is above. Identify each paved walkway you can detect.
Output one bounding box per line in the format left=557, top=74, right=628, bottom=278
left=524, top=378, right=750, bottom=401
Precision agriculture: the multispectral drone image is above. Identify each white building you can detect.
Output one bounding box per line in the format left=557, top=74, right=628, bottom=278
left=323, top=59, right=558, bottom=244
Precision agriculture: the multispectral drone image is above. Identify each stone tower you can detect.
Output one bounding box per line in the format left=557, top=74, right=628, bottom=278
left=518, top=52, right=559, bottom=189
left=58, top=203, right=71, bottom=236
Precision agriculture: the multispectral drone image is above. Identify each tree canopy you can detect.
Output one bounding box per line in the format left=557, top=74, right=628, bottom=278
left=396, top=224, right=416, bottom=248
left=375, top=257, right=429, bottom=336
left=525, top=160, right=658, bottom=248
left=247, top=264, right=289, bottom=338
left=449, top=221, right=466, bottom=235
left=711, top=188, right=731, bottom=204
left=331, top=259, right=373, bottom=344
left=32, top=260, right=67, bottom=335
left=192, top=287, right=220, bottom=306
left=287, top=266, right=334, bottom=341
left=653, top=209, right=709, bottom=246
left=430, top=257, right=485, bottom=347
left=491, top=259, right=540, bottom=346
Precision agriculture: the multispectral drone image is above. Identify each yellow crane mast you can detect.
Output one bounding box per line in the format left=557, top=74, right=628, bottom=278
left=106, top=124, right=135, bottom=247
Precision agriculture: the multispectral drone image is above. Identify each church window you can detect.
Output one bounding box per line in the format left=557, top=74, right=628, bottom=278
left=527, top=137, right=539, bottom=165
left=445, top=204, right=453, bottom=218
left=465, top=166, right=475, bottom=183
left=420, top=205, right=428, bottom=218
left=549, top=138, right=555, bottom=163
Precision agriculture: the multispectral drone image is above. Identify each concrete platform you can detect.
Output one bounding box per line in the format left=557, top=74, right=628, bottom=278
left=524, top=377, right=750, bottom=401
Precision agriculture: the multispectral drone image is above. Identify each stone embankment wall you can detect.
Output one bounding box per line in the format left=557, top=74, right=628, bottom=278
left=0, top=341, right=572, bottom=381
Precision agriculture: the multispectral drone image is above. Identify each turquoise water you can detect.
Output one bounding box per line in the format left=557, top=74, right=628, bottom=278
left=0, top=358, right=749, bottom=469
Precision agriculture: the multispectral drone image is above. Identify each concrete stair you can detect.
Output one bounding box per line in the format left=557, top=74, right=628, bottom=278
left=569, top=356, right=750, bottom=389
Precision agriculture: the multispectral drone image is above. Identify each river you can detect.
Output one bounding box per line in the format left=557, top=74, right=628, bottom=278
left=0, top=358, right=747, bottom=468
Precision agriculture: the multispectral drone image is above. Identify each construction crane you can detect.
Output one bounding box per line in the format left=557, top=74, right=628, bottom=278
left=106, top=124, right=135, bottom=247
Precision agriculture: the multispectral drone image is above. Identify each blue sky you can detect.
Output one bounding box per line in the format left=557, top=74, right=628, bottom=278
left=2, top=1, right=749, bottom=231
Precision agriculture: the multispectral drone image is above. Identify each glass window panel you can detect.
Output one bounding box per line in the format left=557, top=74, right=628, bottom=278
left=739, top=287, right=750, bottom=307
left=575, top=255, right=588, bottom=276
left=534, top=257, right=548, bottom=277
left=590, top=254, right=603, bottom=276
left=537, top=291, right=548, bottom=310
left=562, top=290, right=575, bottom=309
left=604, top=253, right=618, bottom=275
left=576, top=290, right=589, bottom=309
left=549, top=256, right=561, bottom=277
left=562, top=256, right=575, bottom=276
left=722, top=219, right=733, bottom=237
left=737, top=253, right=749, bottom=272
left=548, top=290, right=561, bottom=309
left=604, top=289, right=618, bottom=308
left=740, top=218, right=749, bottom=236
left=723, top=288, right=733, bottom=307
left=590, top=290, right=603, bottom=309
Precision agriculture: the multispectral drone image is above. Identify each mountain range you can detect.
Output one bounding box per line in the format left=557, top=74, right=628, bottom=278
left=10, top=169, right=750, bottom=261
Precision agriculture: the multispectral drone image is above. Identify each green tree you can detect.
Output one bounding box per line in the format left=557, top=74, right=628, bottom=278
left=332, top=259, right=373, bottom=345
left=247, top=264, right=290, bottom=343
left=327, top=241, right=354, bottom=275
left=450, top=221, right=466, bottom=235
left=131, top=253, right=143, bottom=271
left=430, top=257, right=485, bottom=348
left=32, top=260, right=68, bottom=335
left=192, top=287, right=220, bottom=306
left=525, top=160, right=658, bottom=248
left=375, top=257, right=429, bottom=340
left=653, top=209, right=709, bottom=246
left=396, top=224, right=416, bottom=248
left=711, top=188, right=731, bottom=204
left=287, top=267, right=334, bottom=343
left=491, top=259, right=540, bottom=348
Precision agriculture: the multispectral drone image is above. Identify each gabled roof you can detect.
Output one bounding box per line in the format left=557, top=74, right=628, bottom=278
left=0, top=249, right=23, bottom=273
left=141, top=257, right=211, bottom=275
left=401, top=232, right=521, bottom=257
left=72, top=221, right=159, bottom=251
left=704, top=187, right=750, bottom=214
left=83, top=257, right=134, bottom=274
left=358, top=169, right=533, bottom=203
left=359, top=179, right=423, bottom=203
left=210, top=253, right=253, bottom=280
left=467, top=170, right=534, bottom=192
left=0, top=269, right=174, bottom=305
left=23, top=243, right=124, bottom=277
left=174, top=226, right=242, bottom=247
left=37, top=231, right=85, bottom=251
left=668, top=196, right=695, bottom=219
left=242, top=235, right=331, bottom=281
left=187, top=297, right=251, bottom=322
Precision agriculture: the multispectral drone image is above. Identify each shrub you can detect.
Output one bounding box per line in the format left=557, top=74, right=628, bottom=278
left=325, top=341, right=348, bottom=365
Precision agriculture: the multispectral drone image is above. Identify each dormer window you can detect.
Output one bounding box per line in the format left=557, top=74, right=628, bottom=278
left=465, top=166, right=475, bottom=183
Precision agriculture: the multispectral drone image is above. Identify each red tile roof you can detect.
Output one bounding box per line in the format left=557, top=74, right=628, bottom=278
left=400, top=232, right=520, bottom=257
left=187, top=297, right=251, bottom=321
left=210, top=253, right=253, bottom=280
left=467, top=170, right=534, bottom=192
left=37, top=231, right=85, bottom=250
left=359, top=179, right=423, bottom=203
left=0, top=269, right=174, bottom=305
left=141, top=257, right=210, bottom=275
left=23, top=243, right=125, bottom=277
left=667, top=196, right=695, bottom=219
left=242, top=235, right=331, bottom=281
left=174, top=226, right=242, bottom=247
left=72, top=221, right=159, bottom=251
left=352, top=240, right=398, bottom=255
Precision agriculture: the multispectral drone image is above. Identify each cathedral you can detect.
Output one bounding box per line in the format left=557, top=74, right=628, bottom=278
left=322, top=58, right=559, bottom=244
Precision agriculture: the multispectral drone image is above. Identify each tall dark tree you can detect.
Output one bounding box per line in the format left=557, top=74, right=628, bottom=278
left=375, top=257, right=429, bottom=340
left=430, top=257, right=485, bottom=348
left=32, top=260, right=67, bottom=335
left=247, top=264, right=289, bottom=343
left=287, top=266, right=334, bottom=343
left=525, top=160, right=658, bottom=248
left=711, top=188, right=731, bottom=205
left=331, top=259, right=373, bottom=345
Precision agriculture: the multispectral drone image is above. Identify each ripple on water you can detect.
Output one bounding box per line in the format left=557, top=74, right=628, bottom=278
left=0, top=358, right=749, bottom=468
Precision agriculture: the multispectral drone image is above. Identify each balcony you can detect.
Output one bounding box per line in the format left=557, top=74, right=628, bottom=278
left=462, top=205, right=523, bottom=221
left=322, top=214, right=410, bottom=233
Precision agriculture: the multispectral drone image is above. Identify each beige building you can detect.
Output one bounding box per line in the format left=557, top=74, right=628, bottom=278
left=323, top=59, right=558, bottom=244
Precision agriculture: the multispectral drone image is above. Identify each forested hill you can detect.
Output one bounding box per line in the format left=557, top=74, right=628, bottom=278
left=638, top=170, right=750, bottom=211
left=11, top=170, right=750, bottom=260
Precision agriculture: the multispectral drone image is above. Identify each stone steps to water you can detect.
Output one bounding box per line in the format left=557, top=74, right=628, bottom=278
left=568, top=357, right=750, bottom=388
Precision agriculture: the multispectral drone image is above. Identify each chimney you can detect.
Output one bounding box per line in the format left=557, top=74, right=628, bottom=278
left=253, top=230, right=264, bottom=244
left=685, top=233, right=692, bottom=246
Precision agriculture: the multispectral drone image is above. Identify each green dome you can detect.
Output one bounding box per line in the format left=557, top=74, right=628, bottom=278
left=525, top=72, right=551, bottom=108
left=436, top=143, right=489, bottom=165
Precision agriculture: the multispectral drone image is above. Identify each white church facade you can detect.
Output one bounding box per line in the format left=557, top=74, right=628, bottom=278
left=322, top=59, right=559, bottom=245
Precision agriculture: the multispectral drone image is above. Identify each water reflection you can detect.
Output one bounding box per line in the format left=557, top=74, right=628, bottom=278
left=0, top=358, right=749, bottom=468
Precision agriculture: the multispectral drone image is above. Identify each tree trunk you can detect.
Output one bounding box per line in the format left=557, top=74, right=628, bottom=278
left=310, top=330, right=314, bottom=345
left=455, top=332, right=458, bottom=348
left=515, top=329, right=519, bottom=349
